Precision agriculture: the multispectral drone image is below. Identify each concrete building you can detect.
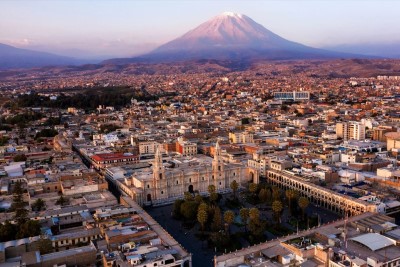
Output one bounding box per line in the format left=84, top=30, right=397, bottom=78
left=138, top=141, right=160, bottom=155
left=229, top=131, right=254, bottom=144
left=336, top=121, right=366, bottom=141
left=386, top=132, right=400, bottom=151
left=274, top=91, right=310, bottom=101
left=176, top=139, right=197, bottom=156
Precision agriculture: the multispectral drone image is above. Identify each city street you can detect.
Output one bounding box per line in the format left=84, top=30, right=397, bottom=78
left=146, top=204, right=217, bottom=267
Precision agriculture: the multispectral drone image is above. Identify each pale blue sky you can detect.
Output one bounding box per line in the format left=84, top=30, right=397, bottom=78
left=1, top=0, right=399, bottom=58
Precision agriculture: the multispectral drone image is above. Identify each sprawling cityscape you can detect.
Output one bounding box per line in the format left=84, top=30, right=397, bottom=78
left=1, top=1, right=400, bottom=267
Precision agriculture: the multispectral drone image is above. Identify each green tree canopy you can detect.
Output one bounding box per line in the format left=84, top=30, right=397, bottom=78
left=298, top=197, right=310, bottom=220
left=230, top=180, right=239, bottom=199
left=197, top=209, right=208, bottom=232
left=211, top=206, right=222, bottom=232
left=223, top=210, right=235, bottom=234
left=272, top=200, right=283, bottom=223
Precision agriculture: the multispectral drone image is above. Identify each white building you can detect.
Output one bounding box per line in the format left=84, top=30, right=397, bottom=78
left=336, top=121, right=366, bottom=141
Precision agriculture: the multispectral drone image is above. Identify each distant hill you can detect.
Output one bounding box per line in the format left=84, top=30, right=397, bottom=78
left=104, top=12, right=363, bottom=64
left=0, top=43, right=84, bottom=69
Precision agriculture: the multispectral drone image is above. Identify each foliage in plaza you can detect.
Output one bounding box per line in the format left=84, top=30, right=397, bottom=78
left=285, top=189, right=299, bottom=216
left=13, top=154, right=27, bottom=162
left=298, top=197, right=310, bottom=219
left=56, top=195, right=69, bottom=206
left=180, top=200, right=199, bottom=221
left=272, top=200, right=283, bottom=223
left=239, top=208, right=249, bottom=231
left=197, top=205, right=208, bottom=232
left=2, top=111, right=44, bottom=125
left=0, top=181, right=42, bottom=242
left=0, top=136, right=9, bottom=146
left=223, top=210, right=235, bottom=235
left=34, top=128, right=58, bottom=140
left=16, top=87, right=158, bottom=110
left=99, top=123, right=122, bottom=134
left=230, top=180, right=239, bottom=199
left=31, top=198, right=46, bottom=212
left=211, top=206, right=223, bottom=231
left=272, top=186, right=281, bottom=201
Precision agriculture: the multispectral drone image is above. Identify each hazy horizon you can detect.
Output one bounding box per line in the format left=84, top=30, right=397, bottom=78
left=1, top=0, right=400, bottom=59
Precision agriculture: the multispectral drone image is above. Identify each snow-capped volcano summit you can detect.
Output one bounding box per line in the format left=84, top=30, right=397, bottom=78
left=154, top=11, right=299, bottom=51
left=105, top=12, right=359, bottom=64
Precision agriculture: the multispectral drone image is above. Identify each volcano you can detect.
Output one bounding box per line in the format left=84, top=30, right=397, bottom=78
left=105, top=12, right=358, bottom=64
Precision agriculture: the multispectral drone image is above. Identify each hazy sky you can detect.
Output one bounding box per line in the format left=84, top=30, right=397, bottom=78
left=1, top=0, right=399, bottom=59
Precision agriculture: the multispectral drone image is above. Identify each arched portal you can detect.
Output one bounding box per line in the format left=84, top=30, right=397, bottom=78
left=147, top=194, right=152, bottom=202
left=188, top=185, right=194, bottom=193
left=250, top=172, right=255, bottom=183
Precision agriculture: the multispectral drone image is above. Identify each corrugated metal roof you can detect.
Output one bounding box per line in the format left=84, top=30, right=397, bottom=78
left=351, top=233, right=395, bottom=251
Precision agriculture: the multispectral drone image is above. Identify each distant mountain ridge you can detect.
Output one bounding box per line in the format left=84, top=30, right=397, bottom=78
left=0, top=43, right=84, bottom=69
left=104, top=12, right=364, bottom=64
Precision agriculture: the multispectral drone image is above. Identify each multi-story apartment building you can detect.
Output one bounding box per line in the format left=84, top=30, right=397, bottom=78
left=138, top=141, right=160, bottom=155
left=176, top=140, right=197, bottom=156
left=229, top=131, right=254, bottom=144
left=336, top=121, right=366, bottom=141
left=273, top=91, right=310, bottom=101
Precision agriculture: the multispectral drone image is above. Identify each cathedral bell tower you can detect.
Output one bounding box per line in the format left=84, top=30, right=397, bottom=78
left=212, top=141, right=225, bottom=188
left=152, top=145, right=166, bottom=200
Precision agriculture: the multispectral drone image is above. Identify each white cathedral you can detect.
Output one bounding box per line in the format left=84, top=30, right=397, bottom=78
left=122, top=142, right=259, bottom=206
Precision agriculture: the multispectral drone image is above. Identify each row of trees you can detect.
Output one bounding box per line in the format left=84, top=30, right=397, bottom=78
left=15, top=88, right=158, bottom=111
left=0, top=181, right=41, bottom=242
left=243, top=183, right=311, bottom=228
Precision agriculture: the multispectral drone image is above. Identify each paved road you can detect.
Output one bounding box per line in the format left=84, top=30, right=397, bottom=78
left=145, top=204, right=217, bottom=267
left=121, top=197, right=191, bottom=261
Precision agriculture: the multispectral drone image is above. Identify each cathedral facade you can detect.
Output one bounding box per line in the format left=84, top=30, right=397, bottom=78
left=124, top=143, right=258, bottom=206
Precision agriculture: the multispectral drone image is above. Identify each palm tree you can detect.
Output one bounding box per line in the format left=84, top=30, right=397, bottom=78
left=272, top=186, right=281, bottom=201
left=208, top=184, right=216, bottom=194
left=208, top=184, right=218, bottom=205
left=249, top=207, right=260, bottom=222
left=197, top=209, right=208, bottom=232
left=285, top=189, right=298, bottom=216
left=194, top=194, right=203, bottom=203
left=298, top=197, right=310, bottom=220
left=258, top=188, right=268, bottom=203
left=230, top=180, right=239, bottom=199
left=272, top=200, right=283, bottom=224
left=223, top=210, right=235, bottom=234
left=198, top=202, right=208, bottom=213
left=249, top=183, right=258, bottom=196
left=184, top=192, right=194, bottom=202
left=212, top=206, right=222, bottom=231
left=239, top=208, right=249, bottom=231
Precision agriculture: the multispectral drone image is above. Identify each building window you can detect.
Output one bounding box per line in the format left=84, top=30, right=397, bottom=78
left=147, top=184, right=150, bottom=189
left=219, top=182, right=221, bottom=185
left=161, top=191, right=163, bottom=194
left=176, top=180, right=179, bottom=185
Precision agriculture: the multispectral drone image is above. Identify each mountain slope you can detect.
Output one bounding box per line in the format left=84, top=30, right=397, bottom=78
left=105, top=12, right=359, bottom=64
left=0, top=43, right=83, bottom=69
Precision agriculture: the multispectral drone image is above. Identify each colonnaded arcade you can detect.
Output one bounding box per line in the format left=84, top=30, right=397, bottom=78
left=266, top=169, right=378, bottom=216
